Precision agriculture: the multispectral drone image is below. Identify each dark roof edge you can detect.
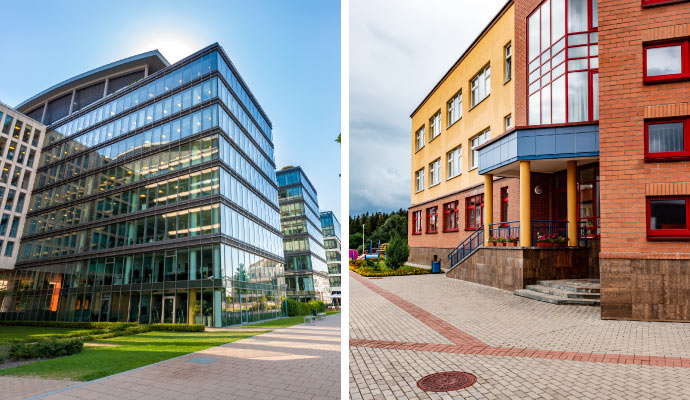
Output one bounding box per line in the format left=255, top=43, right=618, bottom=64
left=409, top=0, right=514, bottom=118
left=16, top=50, right=170, bottom=111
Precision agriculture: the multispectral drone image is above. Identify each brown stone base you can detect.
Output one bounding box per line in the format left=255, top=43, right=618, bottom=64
left=446, top=247, right=591, bottom=291
left=409, top=247, right=453, bottom=271
left=600, top=258, right=690, bottom=322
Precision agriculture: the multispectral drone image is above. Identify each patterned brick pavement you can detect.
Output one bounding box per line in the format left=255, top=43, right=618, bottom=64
left=17, top=314, right=340, bottom=400
left=350, top=272, right=690, bottom=399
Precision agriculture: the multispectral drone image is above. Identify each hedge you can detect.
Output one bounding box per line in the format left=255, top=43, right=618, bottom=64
left=149, top=324, right=205, bottom=332
left=285, top=298, right=325, bottom=317
left=0, top=321, right=136, bottom=329
left=9, top=338, right=83, bottom=360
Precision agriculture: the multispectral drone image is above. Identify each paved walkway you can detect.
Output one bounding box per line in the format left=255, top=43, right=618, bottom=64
left=5, top=314, right=340, bottom=400
left=350, top=272, right=690, bottom=399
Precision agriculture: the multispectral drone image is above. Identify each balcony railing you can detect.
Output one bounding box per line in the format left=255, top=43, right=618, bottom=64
left=488, top=221, right=520, bottom=241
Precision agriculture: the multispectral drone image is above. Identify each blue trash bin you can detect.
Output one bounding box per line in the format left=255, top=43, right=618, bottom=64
left=431, top=260, right=441, bottom=273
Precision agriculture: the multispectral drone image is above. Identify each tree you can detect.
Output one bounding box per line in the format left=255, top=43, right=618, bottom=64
left=386, top=234, right=409, bottom=270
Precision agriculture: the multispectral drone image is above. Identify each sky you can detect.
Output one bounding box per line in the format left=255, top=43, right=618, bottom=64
left=349, top=0, right=508, bottom=216
left=0, top=0, right=341, bottom=222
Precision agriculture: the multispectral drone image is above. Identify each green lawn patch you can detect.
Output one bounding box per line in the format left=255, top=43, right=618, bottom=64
left=238, top=311, right=340, bottom=329
left=0, top=326, right=95, bottom=344
left=0, top=330, right=260, bottom=381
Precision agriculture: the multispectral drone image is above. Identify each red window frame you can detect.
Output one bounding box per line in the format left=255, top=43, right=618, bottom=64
left=646, top=196, right=690, bottom=240
left=500, top=187, right=509, bottom=223
left=466, top=194, right=484, bottom=230
left=412, top=210, right=422, bottom=235
left=426, top=206, right=438, bottom=233
left=644, top=118, right=690, bottom=160
left=443, top=201, right=459, bottom=232
left=643, top=41, right=689, bottom=84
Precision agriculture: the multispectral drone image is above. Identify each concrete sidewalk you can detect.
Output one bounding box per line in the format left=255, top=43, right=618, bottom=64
left=8, top=314, right=340, bottom=400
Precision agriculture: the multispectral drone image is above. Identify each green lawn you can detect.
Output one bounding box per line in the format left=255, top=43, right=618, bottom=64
left=0, top=330, right=261, bottom=381
left=238, top=311, right=340, bottom=329
left=0, top=326, right=95, bottom=344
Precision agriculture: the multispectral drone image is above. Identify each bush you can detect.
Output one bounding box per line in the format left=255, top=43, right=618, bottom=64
left=0, top=321, right=136, bottom=330
left=9, top=338, right=83, bottom=360
left=149, top=324, right=205, bottom=332
left=386, top=234, right=410, bottom=270
left=285, top=298, right=326, bottom=317
left=0, top=353, right=7, bottom=364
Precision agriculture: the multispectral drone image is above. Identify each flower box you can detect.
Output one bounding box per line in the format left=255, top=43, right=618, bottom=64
left=537, top=242, right=552, bottom=247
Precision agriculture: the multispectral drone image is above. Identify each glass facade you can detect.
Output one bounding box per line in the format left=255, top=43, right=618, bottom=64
left=1, top=44, right=286, bottom=326
left=320, top=211, right=341, bottom=305
left=276, top=167, right=329, bottom=302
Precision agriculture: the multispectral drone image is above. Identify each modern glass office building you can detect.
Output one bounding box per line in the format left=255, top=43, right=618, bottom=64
left=320, top=211, right=341, bottom=305
left=277, top=166, right=330, bottom=302
left=0, top=43, right=286, bottom=326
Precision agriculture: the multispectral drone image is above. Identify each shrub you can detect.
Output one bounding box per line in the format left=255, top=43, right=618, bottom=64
left=149, top=324, right=205, bottom=332
left=285, top=298, right=326, bottom=316
left=0, top=353, right=7, bottom=364
left=9, top=338, right=83, bottom=360
left=0, top=321, right=136, bottom=330
left=386, top=234, right=410, bottom=270
left=349, top=264, right=430, bottom=277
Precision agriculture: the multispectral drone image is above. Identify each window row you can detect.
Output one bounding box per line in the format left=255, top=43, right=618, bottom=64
left=327, top=263, right=341, bottom=275
left=0, top=239, right=15, bottom=258
left=20, top=203, right=283, bottom=261
left=278, top=186, right=319, bottom=217
left=412, top=194, right=487, bottom=234
left=281, top=218, right=322, bottom=240
left=25, top=168, right=219, bottom=235
left=32, top=134, right=220, bottom=211
left=0, top=113, right=41, bottom=148
left=279, top=201, right=322, bottom=230
left=0, top=212, right=20, bottom=238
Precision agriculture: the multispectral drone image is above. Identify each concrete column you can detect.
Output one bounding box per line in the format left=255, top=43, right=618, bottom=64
left=567, top=161, right=578, bottom=246
left=484, top=174, right=493, bottom=245
left=520, top=161, right=531, bottom=247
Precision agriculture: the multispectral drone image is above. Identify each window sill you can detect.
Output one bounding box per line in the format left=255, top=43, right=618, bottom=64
left=412, top=232, right=422, bottom=235
left=447, top=118, right=462, bottom=130
left=426, top=230, right=438, bottom=234
left=469, top=94, right=490, bottom=112
left=643, top=75, right=690, bottom=85
left=647, top=235, right=690, bottom=241
left=429, top=134, right=441, bottom=144
left=504, top=77, right=511, bottom=85
left=443, top=229, right=459, bottom=233
left=414, top=146, right=425, bottom=154
left=415, top=189, right=424, bottom=194
left=466, top=227, right=480, bottom=231
left=447, top=173, right=461, bottom=182
left=429, top=182, right=441, bottom=189
left=469, top=167, right=478, bottom=172
left=644, top=154, right=690, bottom=162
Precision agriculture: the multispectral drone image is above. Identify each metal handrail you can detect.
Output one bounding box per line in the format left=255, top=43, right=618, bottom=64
left=532, top=220, right=568, bottom=244
left=448, top=225, right=484, bottom=267
left=488, top=221, right=520, bottom=241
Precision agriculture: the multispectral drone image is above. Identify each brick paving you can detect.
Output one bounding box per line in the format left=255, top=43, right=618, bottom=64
left=18, top=314, right=340, bottom=400
left=0, top=376, right=75, bottom=400
left=350, top=272, right=690, bottom=399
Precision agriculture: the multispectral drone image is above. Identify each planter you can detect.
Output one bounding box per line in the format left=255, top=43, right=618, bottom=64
left=489, top=242, right=497, bottom=246
left=508, top=241, right=518, bottom=247
left=537, top=242, right=552, bottom=247
left=499, top=242, right=507, bottom=247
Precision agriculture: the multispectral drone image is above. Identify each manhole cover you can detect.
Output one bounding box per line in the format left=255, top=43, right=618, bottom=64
left=417, top=372, right=476, bottom=392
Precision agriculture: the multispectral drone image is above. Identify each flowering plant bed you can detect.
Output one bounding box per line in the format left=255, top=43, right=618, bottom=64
left=536, top=233, right=567, bottom=247
left=349, top=263, right=431, bottom=277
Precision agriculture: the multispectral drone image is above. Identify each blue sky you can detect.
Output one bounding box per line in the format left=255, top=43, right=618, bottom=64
left=0, top=0, right=341, bottom=221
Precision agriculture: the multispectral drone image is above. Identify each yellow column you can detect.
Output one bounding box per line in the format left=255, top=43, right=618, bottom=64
left=520, top=161, right=531, bottom=247
left=567, top=161, right=578, bottom=246
left=189, top=289, right=197, bottom=325
left=484, top=174, right=493, bottom=246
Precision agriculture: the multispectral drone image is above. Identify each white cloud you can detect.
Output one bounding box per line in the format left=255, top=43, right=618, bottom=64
left=349, top=0, right=507, bottom=215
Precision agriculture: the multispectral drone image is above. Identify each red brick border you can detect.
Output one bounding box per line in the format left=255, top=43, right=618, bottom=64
left=351, top=272, right=690, bottom=368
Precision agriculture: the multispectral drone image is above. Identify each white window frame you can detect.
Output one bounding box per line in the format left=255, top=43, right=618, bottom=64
left=415, top=168, right=425, bottom=193
left=415, top=126, right=425, bottom=152
left=505, top=114, right=512, bottom=131
left=470, top=129, right=490, bottom=170
left=447, top=92, right=462, bottom=126
left=447, top=146, right=462, bottom=179
left=470, top=65, right=491, bottom=108
left=429, top=159, right=441, bottom=187
left=504, top=43, right=512, bottom=82
left=429, top=112, right=441, bottom=141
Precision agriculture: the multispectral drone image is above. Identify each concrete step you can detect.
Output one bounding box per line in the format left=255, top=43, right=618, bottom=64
left=513, top=289, right=600, bottom=305
left=525, top=284, right=600, bottom=299
left=537, top=279, right=601, bottom=293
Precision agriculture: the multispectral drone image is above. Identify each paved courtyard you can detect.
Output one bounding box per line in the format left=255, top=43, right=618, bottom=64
left=3, top=314, right=340, bottom=400
left=350, top=272, right=690, bottom=399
